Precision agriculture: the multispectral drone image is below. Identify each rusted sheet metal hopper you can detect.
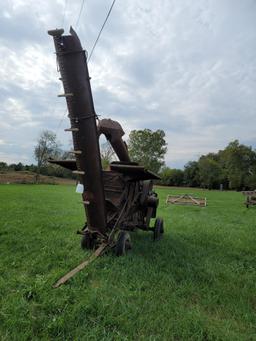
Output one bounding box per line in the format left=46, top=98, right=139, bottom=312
left=48, top=27, right=163, bottom=255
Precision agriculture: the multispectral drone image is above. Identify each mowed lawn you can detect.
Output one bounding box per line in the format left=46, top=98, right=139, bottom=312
left=0, top=184, right=255, bottom=340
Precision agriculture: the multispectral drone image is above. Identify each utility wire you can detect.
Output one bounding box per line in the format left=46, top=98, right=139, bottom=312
left=88, top=0, right=117, bottom=62
left=56, top=109, right=68, bottom=135
left=55, top=0, right=116, bottom=134
left=75, top=0, right=86, bottom=28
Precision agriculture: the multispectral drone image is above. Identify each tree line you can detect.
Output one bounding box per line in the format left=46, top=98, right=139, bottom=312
left=0, top=131, right=75, bottom=180
left=159, top=140, right=256, bottom=190
left=128, top=130, right=256, bottom=190
left=0, top=161, right=75, bottom=179
left=1, top=128, right=255, bottom=191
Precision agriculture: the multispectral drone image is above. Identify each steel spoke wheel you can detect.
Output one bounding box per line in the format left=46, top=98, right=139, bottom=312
left=115, top=231, right=132, bottom=256
left=153, top=218, right=164, bottom=241
left=140, top=180, right=153, bottom=207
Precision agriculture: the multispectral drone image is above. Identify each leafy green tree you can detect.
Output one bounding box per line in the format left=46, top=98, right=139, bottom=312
left=198, top=155, right=224, bottom=189
left=244, top=165, right=256, bottom=189
left=160, top=167, right=184, bottom=186
left=34, top=130, right=61, bottom=182
left=160, top=167, right=173, bottom=186
left=14, top=162, right=24, bottom=171
left=183, top=161, right=200, bottom=187
left=171, top=169, right=184, bottom=186
left=219, top=140, right=256, bottom=190
left=0, top=162, right=8, bottom=171
left=160, top=167, right=184, bottom=187
left=100, top=142, right=115, bottom=170
left=128, top=129, right=167, bottom=174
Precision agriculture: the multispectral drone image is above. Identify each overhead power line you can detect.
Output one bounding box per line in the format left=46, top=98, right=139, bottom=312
left=76, top=0, right=86, bottom=28
left=88, top=0, right=117, bottom=62
left=55, top=0, right=116, bottom=135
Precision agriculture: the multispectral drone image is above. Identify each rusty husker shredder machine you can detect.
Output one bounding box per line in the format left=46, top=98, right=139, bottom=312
left=48, top=28, right=164, bottom=285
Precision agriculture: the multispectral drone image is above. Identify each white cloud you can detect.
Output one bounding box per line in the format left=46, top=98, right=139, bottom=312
left=1, top=98, right=31, bottom=122
left=0, top=0, right=255, bottom=167
left=0, top=44, right=57, bottom=91
left=0, top=151, right=30, bottom=164
left=0, top=139, right=7, bottom=145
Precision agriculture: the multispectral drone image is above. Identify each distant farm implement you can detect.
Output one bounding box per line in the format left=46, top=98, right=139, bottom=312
left=242, top=191, right=256, bottom=208
left=48, top=28, right=163, bottom=286
left=166, top=193, right=207, bottom=207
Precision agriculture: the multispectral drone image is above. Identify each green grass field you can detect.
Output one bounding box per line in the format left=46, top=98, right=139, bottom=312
left=0, top=184, right=255, bottom=340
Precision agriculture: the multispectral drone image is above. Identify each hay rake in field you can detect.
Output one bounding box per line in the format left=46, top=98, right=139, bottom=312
left=242, top=191, right=256, bottom=208
left=48, top=28, right=163, bottom=286
left=166, top=193, right=207, bottom=207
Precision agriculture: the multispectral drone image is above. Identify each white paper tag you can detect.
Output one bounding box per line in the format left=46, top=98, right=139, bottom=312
left=76, top=183, right=84, bottom=193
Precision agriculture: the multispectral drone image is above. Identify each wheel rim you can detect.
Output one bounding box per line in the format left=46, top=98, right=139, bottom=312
left=153, top=218, right=163, bottom=240
left=115, top=231, right=131, bottom=256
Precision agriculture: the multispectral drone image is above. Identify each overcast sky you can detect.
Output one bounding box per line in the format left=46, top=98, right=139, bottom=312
left=0, top=0, right=255, bottom=168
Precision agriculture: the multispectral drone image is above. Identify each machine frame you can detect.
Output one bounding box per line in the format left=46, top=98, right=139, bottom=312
left=48, top=27, right=164, bottom=257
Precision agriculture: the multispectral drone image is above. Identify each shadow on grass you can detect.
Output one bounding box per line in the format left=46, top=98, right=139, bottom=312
left=121, top=228, right=252, bottom=289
